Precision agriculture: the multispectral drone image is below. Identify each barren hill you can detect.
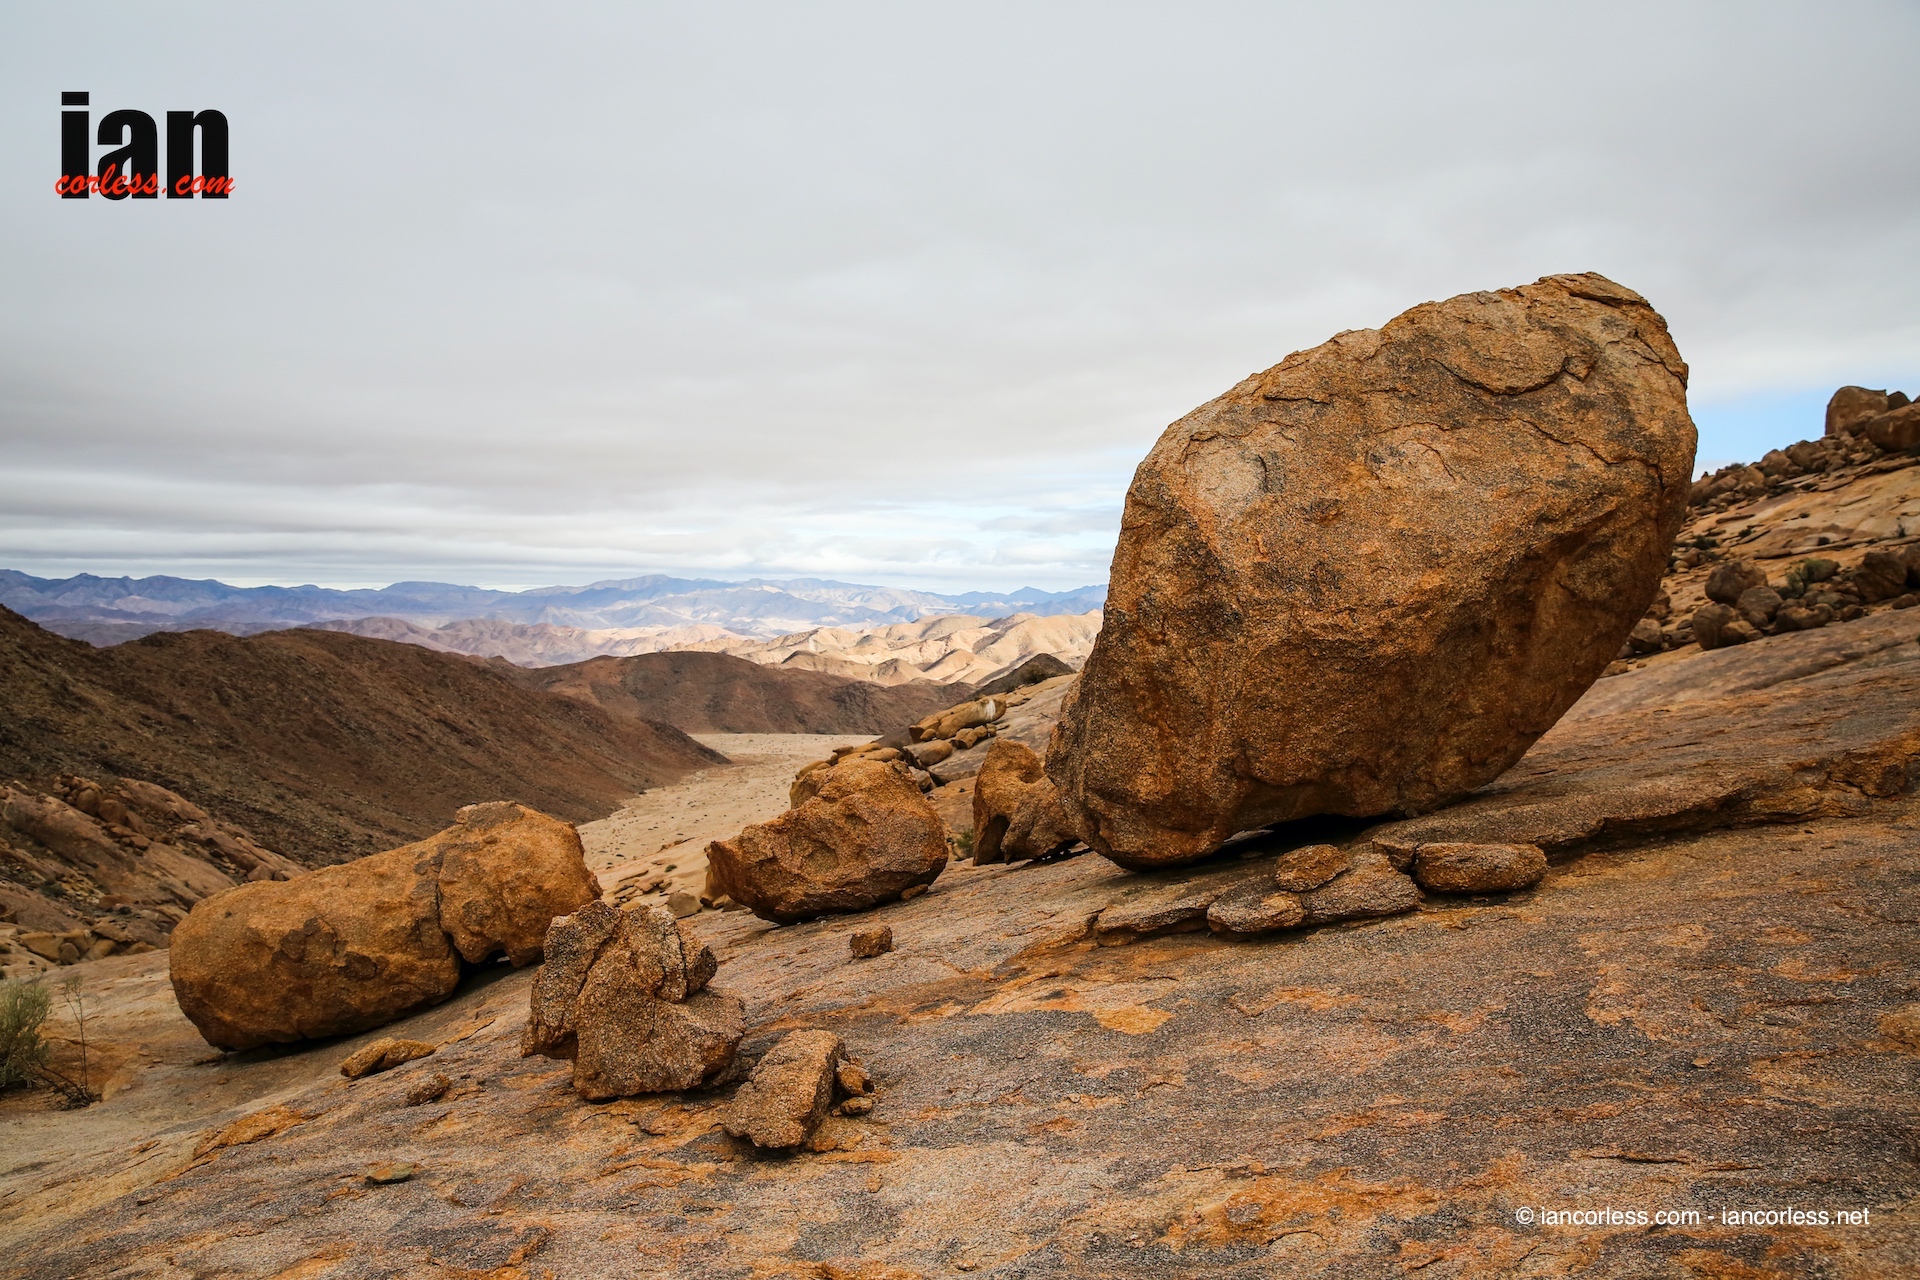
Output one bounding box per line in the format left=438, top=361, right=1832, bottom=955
left=505, top=649, right=968, bottom=734
left=0, top=608, right=723, bottom=867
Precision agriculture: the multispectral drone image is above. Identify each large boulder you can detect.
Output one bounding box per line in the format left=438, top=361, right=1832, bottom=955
left=705, top=759, right=947, bottom=923
left=434, top=801, right=600, bottom=965
left=1049, top=273, right=1696, bottom=868
left=971, top=739, right=1080, bottom=865
left=170, top=803, right=601, bottom=1050
left=169, top=843, right=460, bottom=1051
left=1825, top=386, right=1891, bottom=437
left=522, top=901, right=741, bottom=1100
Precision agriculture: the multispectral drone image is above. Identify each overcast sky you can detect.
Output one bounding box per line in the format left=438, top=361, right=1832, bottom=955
left=3, top=3, right=1917, bottom=592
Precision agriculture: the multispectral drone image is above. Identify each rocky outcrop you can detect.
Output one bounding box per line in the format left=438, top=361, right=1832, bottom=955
left=705, top=759, right=947, bottom=923
left=721, top=1029, right=849, bottom=1150
left=970, top=739, right=1080, bottom=865
left=522, top=902, right=742, bottom=1100
left=1049, top=273, right=1697, bottom=868
left=169, top=804, right=600, bottom=1050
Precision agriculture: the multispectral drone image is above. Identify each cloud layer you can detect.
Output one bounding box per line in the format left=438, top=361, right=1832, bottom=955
left=3, top=2, right=1917, bottom=589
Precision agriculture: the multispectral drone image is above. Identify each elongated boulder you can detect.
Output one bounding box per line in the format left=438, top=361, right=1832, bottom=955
left=170, top=803, right=601, bottom=1050
left=705, top=759, right=946, bottom=923
left=1050, top=273, right=1696, bottom=868
left=170, top=843, right=460, bottom=1051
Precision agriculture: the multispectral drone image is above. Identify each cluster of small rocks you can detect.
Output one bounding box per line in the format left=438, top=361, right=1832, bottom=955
left=1689, top=551, right=1920, bottom=650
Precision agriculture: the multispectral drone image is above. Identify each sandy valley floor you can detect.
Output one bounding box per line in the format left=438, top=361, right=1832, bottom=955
left=580, top=732, right=868, bottom=908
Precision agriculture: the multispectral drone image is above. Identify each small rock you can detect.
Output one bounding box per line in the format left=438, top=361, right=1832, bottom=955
left=1206, top=881, right=1306, bottom=936
left=340, top=1037, right=437, bottom=1080
left=1271, top=843, right=1351, bottom=892
left=836, top=1061, right=871, bottom=1095
left=1626, top=617, right=1665, bottom=654
left=1705, top=560, right=1768, bottom=605
left=667, top=890, right=701, bottom=919
left=1094, top=891, right=1221, bottom=941
left=1300, top=851, right=1422, bottom=924
left=405, top=1072, right=453, bottom=1105
left=1775, top=603, right=1834, bottom=632
left=364, top=1161, right=419, bottom=1185
left=1735, top=586, right=1783, bottom=630
left=723, top=1029, right=846, bottom=1150
left=848, top=926, right=893, bottom=959
left=837, top=1095, right=875, bottom=1116
left=899, top=884, right=928, bottom=901
left=1411, top=842, right=1547, bottom=893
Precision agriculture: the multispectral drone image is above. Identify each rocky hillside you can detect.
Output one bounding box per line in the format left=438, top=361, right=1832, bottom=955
left=695, top=609, right=1101, bottom=686
left=0, top=609, right=723, bottom=966
left=1605, top=383, right=1920, bottom=668
left=503, top=649, right=972, bottom=734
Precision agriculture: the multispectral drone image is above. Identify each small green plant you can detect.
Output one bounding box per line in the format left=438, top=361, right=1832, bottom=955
left=0, top=978, right=53, bottom=1091
left=38, top=973, right=100, bottom=1108
left=953, top=829, right=975, bottom=859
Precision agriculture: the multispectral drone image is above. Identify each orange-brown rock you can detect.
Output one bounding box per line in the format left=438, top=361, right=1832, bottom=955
left=431, top=802, right=599, bottom=965
left=1410, top=841, right=1547, bottom=893
left=1825, top=384, right=1891, bottom=436
left=1049, top=273, right=1697, bottom=868
left=970, top=739, right=1080, bottom=865
left=169, top=804, right=600, bottom=1050
left=169, top=842, right=459, bottom=1051
left=705, top=759, right=946, bottom=923
left=721, top=1029, right=847, bottom=1150
left=521, top=901, right=741, bottom=1100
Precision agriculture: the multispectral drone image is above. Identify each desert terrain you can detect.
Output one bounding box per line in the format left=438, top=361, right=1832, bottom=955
left=3, top=276, right=1917, bottom=1279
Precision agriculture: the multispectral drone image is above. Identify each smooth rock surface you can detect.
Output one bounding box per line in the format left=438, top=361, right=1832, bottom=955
left=705, top=759, right=948, bottom=922
left=1050, top=273, right=1696, bottom=868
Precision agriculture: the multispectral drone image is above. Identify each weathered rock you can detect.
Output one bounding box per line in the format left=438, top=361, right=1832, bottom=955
left=340, top=1037, right=437, bottom=1079
left=721, top=1029, right=846, bottom=1150
left=848, top=925, right=893, bottom=959
left=1270, top=842, right=1351, bottom=891
left=1048, top=273, right=1696, bottom=868
left=1735, top=586, right=1782, bottom=630
left=169, top=843, right=459, bottom=1051
left=521, top=902, right=742, bottom=1100
left=433, top=802, right=600, bottom=966
left=1093, top=890, right=1222, bottom=941
left=1691, top=602, right=1747, bottom=650
left=1826, top=385, right=1891, bottom=437
left=971, top=739, right=1080, bottom=865
left=1626, top=617, right=1665, bottom=654
left=1853, top=548, right=1912, bottom=603
left=1299, top=851, right=1423, bottom=924
left=1705, top=559, right=1767, bottom=605
left=1204, top=880, right=1306, bottom=935
left=912, top=697, right=1006, bottom=744
left=1411, top=842, right=1547, bottom=893
left=1866, top=403, right=1920, bottom=452
left=1774, top=602, right=1834, bottom=633
left=706, top=759, right=947, bottom=923
left=405, top=1072, right=453, bottom=1105
left=168, top=804, right=600, bottom=1050
left=907, top=739, right=955, bottom=768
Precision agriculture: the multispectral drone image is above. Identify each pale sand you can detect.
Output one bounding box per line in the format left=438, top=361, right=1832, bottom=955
left=578, top=732, right=869, bottom=906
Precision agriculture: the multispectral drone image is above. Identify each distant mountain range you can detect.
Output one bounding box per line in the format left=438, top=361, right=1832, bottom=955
left=0, top=570, right=1107, bottom=649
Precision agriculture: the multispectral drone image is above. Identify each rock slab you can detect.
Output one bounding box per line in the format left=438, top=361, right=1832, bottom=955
left=722, top=1029, right=847, bottom=1150
left=1049, top=273, right=1697, bottom=868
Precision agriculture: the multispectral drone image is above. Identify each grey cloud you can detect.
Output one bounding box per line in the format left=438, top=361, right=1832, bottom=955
left=1, top=2, right=1916, bottom=590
